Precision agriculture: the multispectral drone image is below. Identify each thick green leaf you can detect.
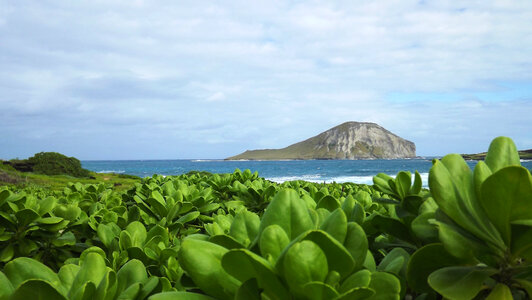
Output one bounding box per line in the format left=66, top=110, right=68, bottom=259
left=235, top=278, right=261, bottom=300
left=339, top=269, right=371, bottom=293
left=337, top=288, right=375, bottom=300
left=411, top=212, right=438, bottom=242
left=222, top=249, right=289, bottom=300
left=79, top=281, right=97, bottom=300
left=283, top=240, right=328, bottom=294
left=403, top=195, right=424, bottom=215
left=301, top=194, right=318, bottom=210
left=178, top=238, right=240, bottom=300
left=484, top=136, right=521, bottom=173
left=229, top=210, right=260, bottom=247
left=317, top=195, right=341, bottom=211
left=37, top=216, right=64, bottom=225
left=411, top=171, right=422, bottom=195
left=343, top=222, right=368, bottom=270
left=407, top=243, right=462, bottom=293
left=373, top=174, right=395, bottom=196
left=136, top=276, right=161, bottom=300
left=4, top=257, right=62, bottom=291
left=511, top=225, right=532, bottom=260
left=341, top=195, right=356, bottom=217
left=0, top=243, right=14, bottom=262
left=146, top=225, right=169, bottom=245
left=371, top=215, right=415, bottom=244
left=486, top=283, right=512, bottom=300
left=52, top=231, right=76, bottom=247
left=257, top=189, right=314, bottom=241
left=94, top=269, right=116, bottom=300
left=301, top=281, right=339, bottom=300
left=367, top=272, right=401, bottom=300
left=37, top=196, right=57, bottom=216
left=11, top=280, right=66, bottom=300
left=378, top=248, right=409, bottom=278
left=395, top=171, right=412, bottom=200
left=69, top=252, right=108, bottom=298
left=116, top=259, right=147, bottom=295
left=259, top=224, right=290, bottom=263
left=199, top=203, right=220, bottom=214
left=428, top=266, right=497, bottom=300
left=117, top=282, right=140, bottom=300
left=18, top=239, right=38, bottom=256
left=124, top=221, right=147, bottom=248
left=429, top=156, right=505, bottom=251
left=435, top=211, right=487, bottom=260
left=350, top=202, right=365, bottom=225
left=58, top=264, right=80, bottom=293
left=514, top=279, right=532, bottom=298
left=149, top=291, right=217, bottom=300
left=97, top=223, right=118, bottom=249
left=15, top=208, right=40, bottom=227
left=53, top=204, right=81, bottom=221
left=177, top=211, right=200, bottom=224
left=0, top=271, right=14, bottom=299
left=480, top=166, right=532, bottom=246
left=127, top=205, right=140, bottom=223
left=150, top=190, right=167, bottom=209
left=354, top=191, right=373, bottom=207
left=0, top=190, right=12, bottom=208
left=316, top=208, right=331, bottom=227
left=473, top=161, right=492, bottom=199
left=209, top=234, right=246, bottom=249
left=119, top=230, right=133, bottom=251
left=320, top=208, right=347, bottom=244
left=277, top=230, right=355, bottom=279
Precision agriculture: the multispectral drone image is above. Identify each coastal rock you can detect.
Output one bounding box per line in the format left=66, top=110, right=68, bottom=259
left=226, top=122, right=416, bottom=160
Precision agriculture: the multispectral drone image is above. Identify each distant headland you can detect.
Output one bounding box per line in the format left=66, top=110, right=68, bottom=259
left=226, top=121, right=416, bottom=160
left=462, top=149, right=532, bottom=160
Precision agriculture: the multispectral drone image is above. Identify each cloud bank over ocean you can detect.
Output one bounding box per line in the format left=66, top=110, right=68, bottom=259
left=1, top=1, right=531, bottom=159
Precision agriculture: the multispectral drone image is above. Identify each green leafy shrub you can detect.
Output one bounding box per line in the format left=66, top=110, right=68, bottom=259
left=407, top=137, right=532, bottom=299
left=1, top=138, right=530, bottom=300
left=28, top=152, right=90, bottom=178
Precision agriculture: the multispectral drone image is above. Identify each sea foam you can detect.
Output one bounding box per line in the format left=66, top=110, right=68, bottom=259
left=267, top=172, right=430, bottom=187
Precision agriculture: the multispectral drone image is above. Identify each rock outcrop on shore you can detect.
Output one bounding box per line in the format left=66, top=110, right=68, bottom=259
left=226, top=121, right=416, bottom=160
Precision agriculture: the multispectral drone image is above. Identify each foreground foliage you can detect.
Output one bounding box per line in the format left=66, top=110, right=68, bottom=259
left=0, top=137, right=531, bottom=299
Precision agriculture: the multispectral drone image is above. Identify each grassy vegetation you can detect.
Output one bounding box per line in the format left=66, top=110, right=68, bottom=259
left=0, top=159, right=140, bottom=191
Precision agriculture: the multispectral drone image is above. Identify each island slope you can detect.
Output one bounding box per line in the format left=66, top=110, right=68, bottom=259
left=226, top=121, right=416, bottom=160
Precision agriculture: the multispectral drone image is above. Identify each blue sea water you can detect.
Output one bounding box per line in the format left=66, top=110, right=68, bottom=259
left=82, top=159, right=532, bottom=186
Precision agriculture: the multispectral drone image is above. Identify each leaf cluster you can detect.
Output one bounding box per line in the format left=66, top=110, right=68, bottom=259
left=0, top=137, right=531, bottom=300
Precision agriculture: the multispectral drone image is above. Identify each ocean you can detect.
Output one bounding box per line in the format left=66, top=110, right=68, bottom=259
left=82, top=159, right=532, bottom=186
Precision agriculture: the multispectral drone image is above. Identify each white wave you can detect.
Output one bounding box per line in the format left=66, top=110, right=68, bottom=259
left=97, top=170, right=126, bottom=174
left=521, top=159, right=532, bottom=162
left=267, top=174, right=322, bottom=183
left=191, top=159, right=224, bottom=162
left=267, top=172, right=430, bottom=187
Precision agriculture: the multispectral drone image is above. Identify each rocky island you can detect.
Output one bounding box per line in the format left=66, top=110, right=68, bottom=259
left=226, top=121, right=416, bottom=160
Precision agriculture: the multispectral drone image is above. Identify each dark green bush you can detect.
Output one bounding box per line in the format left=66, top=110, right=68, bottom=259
left=117, top=173, right=141, bottom=180
left=27, top=152, right=90, bottom=177
left=186, top=170, right=213, bottom=176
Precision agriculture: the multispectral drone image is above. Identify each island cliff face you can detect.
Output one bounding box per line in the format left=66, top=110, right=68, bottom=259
left=226, top=122, right=416, bottom=160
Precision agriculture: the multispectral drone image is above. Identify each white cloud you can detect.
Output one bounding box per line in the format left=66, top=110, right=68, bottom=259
left=0, top=0, right=531, bottom=159
left=207, top=92, right=226, bottom=102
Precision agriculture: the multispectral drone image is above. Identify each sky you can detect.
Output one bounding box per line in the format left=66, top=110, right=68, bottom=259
left=1, top=0, right=531, bottom=160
